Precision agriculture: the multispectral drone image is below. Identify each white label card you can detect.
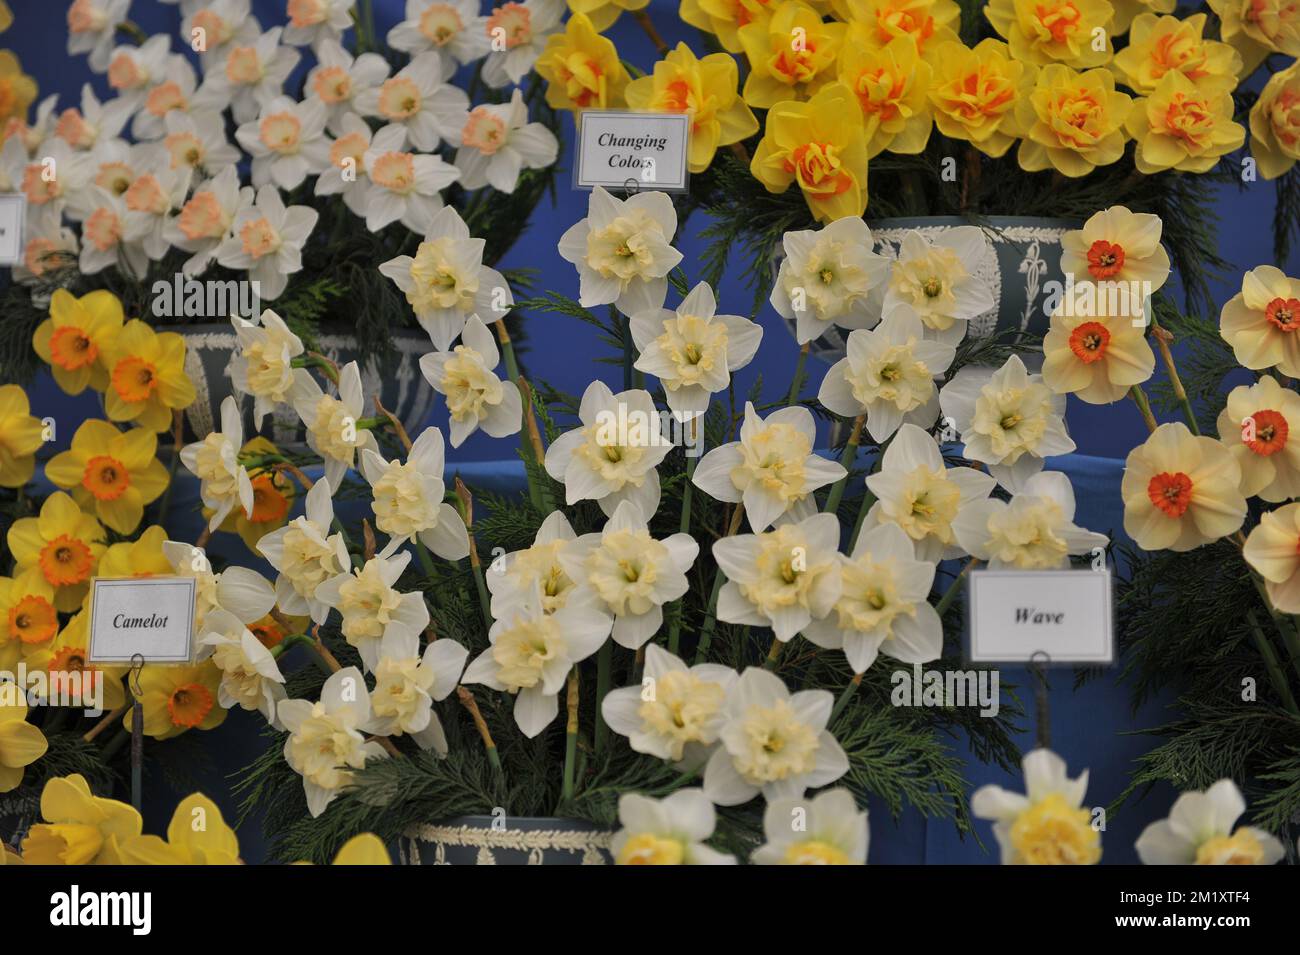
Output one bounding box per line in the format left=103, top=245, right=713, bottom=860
left=0, top=193, right=25, bottom=265
left=87, top=577, right=197, bottom=664
left=575, top=110, right=690, bottom=193
left=967, top=569, right=1113, bottom=665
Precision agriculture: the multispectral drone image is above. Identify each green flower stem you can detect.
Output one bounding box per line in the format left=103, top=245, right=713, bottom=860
left=1246, top=568, right=1300, bottom=683
left=456, top=687, right=505, bottom=781
left=154, top=410, right=184, bottom=526
left=561, top=670, right=580, bottom=803
left=787, top=342, right=810, bottom=405
left=823, top=414, right=866, bottom=517
left=1245, top=610, right=1300, bottom=717
left=763, top=636, right=784, bottom=671
left=1128, top=384, right=1158, bottom=433
left=693, top=504, right=745, bottom=664
left=415, top=539, right=437, bottom=578
left=666, top=421, right=701, bottom=655
left=934, top=559, right=979, bottom=618
left=847, top=489, right=875, bottom=554
left=492, top=320, right=546, bottom=511
left=1151, top=321, right=1199, bottom=435
left=830, top=672, right=864, bottom=723
left=594, top=641, right=613, bottom=754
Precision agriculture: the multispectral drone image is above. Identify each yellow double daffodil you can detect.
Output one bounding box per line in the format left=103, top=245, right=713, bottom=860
left=100, top=319, right=197, bottom=433
left=985, top=0, right=1115, bottom=68
left=838, top=0, right=960, bottom=63
left=0, top=50, right=34, bottom=127
left=1127, top=71, right=1245, bottom=173
left=838, top=34, right=933, bottom=158
left=32, top=289, right=125, bottom=396
left=739, top=1, right=844, bottom=108
left=45, top=420, right=169, bottom=535
left=8, top=490, right=106, bottom=612
left=0, top=383, right=44, bottom=488
left=680, top=0, right=779, bottom=54
left=1250, top=60, right=1300, bottom=180
left=22, top=773, right=143, bottom=865
left=536, top=13, right=630, bottom=114
left=928, top=39, right=1033, bottom=158
left=567, top=0, right=650, bottom=31
left=1016, top=64, right=1133, bottom=176
left=1112, top=13, right=1243, bottom=95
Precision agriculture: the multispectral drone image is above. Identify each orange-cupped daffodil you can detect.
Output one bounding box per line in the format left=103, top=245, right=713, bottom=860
left=32, top=289, right=124, bottom=396
left=928, top=39, right=1033, bottom=159
left=0, top=568, right=61, bottom=669
left=838, top=34, right=932, bottom=158
left=1126, top=71, right=1245, bottom=174
left=125, top=661, right=227, bottom=740
left=1041, top=288, right=1156, bottom=404
left=1249, top=60, right=1300, bottom=180
left=536, top=13, right=629, bottom=114
left=680, top=0, right=779, bottom=54
left=25, top=609, right=128, bottom=713
left=738, top=1, right=845, bottom=109
left=0, top=697, right=48, bottom=794
left=45, top=420, right=169, bottom=535
left=118, top=793, right=241, bottom=865
left=21, top=773, right=143, bottom=865
left=0, top=383, right=45, bottom=487
left=1111, top=13, right=1243, bottom=96
left=214, top=438, right=296, bottom=555
left=751, top=82, right=869, bottom=223
left=985, top=0, right=1115, bottom=68
left=1219, top=265, right=1300, bottom=378
left=8, top=490, right=106, bottom=612
left=1016, top=64, right=1133, bottom=177
left=837, top=0, right=960, bottom=63
left=99, top=318, right=197, bottom=433
left=624, top=42, right=758, bottom=173
left=0, top=50, right=35, bottom=127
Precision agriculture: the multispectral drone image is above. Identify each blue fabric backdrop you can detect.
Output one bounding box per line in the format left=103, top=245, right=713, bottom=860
left=6, top=0, right=1298, bottom=863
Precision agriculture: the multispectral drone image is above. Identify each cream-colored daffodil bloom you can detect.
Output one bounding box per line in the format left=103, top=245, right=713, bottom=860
left=419, top=314, right=522, bottom=446
left=802, top=522, right=943, bottom=673
left=180, top=395, right=254, bottom=531
left=601, top=644, right=737, bottom=768
left=359, top=425, right=470, bottom=560
left=1220, top=265, right=1300, bottom=377
left=953, top=470, right=1108, bottom=569
left=703, top=667, right=848, bottom=806
left=1136, top=778, right=1284, bottom=865
left=290, top=360, right=379, bottom=491
left=161, top=539, right=276, bottom=635
left=485, top=510, right=578, bottom=617
left=256, top=479, right=350, bottom=625
left=863, top=422, right=997, bottom=561
left=198, top=608, right=287, bottom=728
left=770, top=217, right=891, bottom=345
left=1059, top=205, right=1171, bottom=299
left=1121, top=421, right=1246, bottom=552
left=315, top=551, right=431, bottom=672
left=1042, top=285, right=1156, bottom=404
left=692, top=403, right=847, bottom=532
left=940, top=354, right=1076, bottom=490
left=630, top=281, right=762, bottom=415
left=972, top=748, right=1100, bottom=865
left=363, top=625, right=468, bottom=754
left=882, top=227, right=995, bottom=346
left=229, top=307, right=304, bottom=429
left=1215, top=374, right=1300, bottom=501
left=612, top=789, right=736, bottom=865
left=818, top=310, right=956, bottom=442
left=752, top=788, right=868, bottom=865
left=1243, top=502, right=1300, bottom=613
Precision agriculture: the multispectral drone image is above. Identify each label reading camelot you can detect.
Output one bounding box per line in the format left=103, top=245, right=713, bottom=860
left=967, top=569, right=1113, bottom=665
left=0, top=194, right=25, bottom=265
left=575, top=110, right=691, bottom=193
left=87, top=576, right=197, bottom=664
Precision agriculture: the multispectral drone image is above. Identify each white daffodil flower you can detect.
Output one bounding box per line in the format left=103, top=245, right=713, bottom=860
left=315, top=551, right=432, bottom=672
left=362, top=124, right=461, bottom=235
left=215, top=184, right=319, bottom=300
left=630, top=281, right=762, bottom=416
left=257, top=479, right=351, bottom=625
left=234, top=95, right=331, bottom=190
left=354, top=51, right=468, bottom=152
left=130, top=55, right=205, bottom=142
left=480, top=0, right=565, bottom=88
left=199, top=608, right=287, bottom=728
left=182, top=0, right=261, bottom=72
left=703, top=667, right=848, bottom=806
left=863, top=423, right=997, bottom=562
left=380, top=205, right=511, bottom=349
left=76, top=186, right=148, bottom=279
left=313, top=112, right=375, bottom=220
left=752, top=788, right=869, bottom=865
left=180, top=395, right=255, bottom=531
left=105, top=35, right=173, bottom=113
left=67, top=0, right=130, bottom=73
left=544, top=380, right=671, bottom=518
left=940, top=354, right=1076, bottom=491
left=122, top=148, right=192, bottom=262
left=713, top=512, right=842, bottom=643
left=282, top=0, right=355, bottom=47
left=161, top=539, right=276, bottom=635
left=612, top=789, right=737, bottom=865
left=461, top=586, right=612, bottom=737
left=1135, top=779, right=1285, bottom=865
left=277, top=667, right=387, bottom=817
left=358, top=425, right=471, bottom=560
left=291, top=361, right=379, bottom=490
left=818, top=310, right=956, bottom=442
left=691, top=403, right=846, bottom=532
left=447, top=89, right=559, bottom=194
left=229, top=308, right=305, bottom=429
left=194, top=26, right=302, bottom=124
left=24, top=138, right=91, bottom=227
left=419, top=314, right=522, bottom=447
left=953, top=470, right=1107, bottom=569
left=558, top=186, right=683, bottom=316
left=54, top=83, right=133, bottom=152
left=770, top=217, right=891, bottom=344
left=600, top=644, right=737, bottom=768
left=971, top=748, right=1100, bottom=865
left=304, top=37, right=391, bottom=135
left=883, top=227, right=995, bottom=346
left=363, top=626, right=468, bottom=754
left=388, top=0, right=489, bottom=68
left=802, top=522, right=943, bottom=673
left=162, top=107, right=242, bottom=178
left=559, top=501, right=698, bottom=649
left=485, top=510, right=578, bottom=617
left=165, top=166, right=254, bottom=276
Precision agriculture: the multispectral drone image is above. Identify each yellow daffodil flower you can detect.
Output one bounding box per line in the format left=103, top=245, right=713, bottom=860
left=25, top=610, right=128, bottom=713
left=0, top=383, right=44, bottom=488
left=125, top=662, right=227, bottom=740
left=332, top=832, right=393, bottom=864
left=22, top=773, right=143, bottom=865
left=1250, top=60, right=1300, bottom=180
left=1215, top=375, right=1300, bottom=502
left=739, top=1, right=844, bottom=108
left=217, top=468, right=295, bottom=555
left=837, top=0, right=960, bottom=63
left=8, top=490, right=106, bottom=612
left=751, top=82, right=868, bottom=223
left=0, top=3, right=12, bottom=33
left=0, top=568, right=60, bottom=668
left=99, top=319, right=197, bottom=433
left=838, top=34, right=932, bottom=158
left=1111, top=14, right=1243, bottom=95
left=1041, top=288, right=1156, bottom=404
left=119, top=794, right=241, bottom=865
left=1207, top=0, right=1300, bottom=77
left=32, top=289, right=125, bottom=396
left=98, top=524, right=172, bottom=578
left=0, top=50, right=34, bottom=126
left=1108, top=0, right=1174, bottom=35
left=928, top=39, right=1033, bottom=158
left=625, top=42, right=758, bottom=173
left=568, top=0, right=650, bottom=30
left=1127, top=71, right=1245, bottom=174
left=1220, top=265, right=1300, bottom=377
left=536, top=13, right=629, bottom=114
left=45, top=420, right=169, bottom=535
left=1016, top=64, right=1133, bottom=177
left=985, top=0, right=1115, bottom=68
left=0, top=697, right=47, bottom=793
left=680, top=0, right=779, bottom=54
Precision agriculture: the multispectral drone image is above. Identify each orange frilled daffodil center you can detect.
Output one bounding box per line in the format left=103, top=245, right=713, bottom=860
left=82, top=454, right=131, bottom=502
left=1086, top=239, right=1125, bottom=280
left=1246, top=409, right=1289, bottom=456
left=1034, top=1, right=1082, bottom=44
left=249, top=474, right=292, bottom=524
left=10, top=595, right=58, bottom=644
left=874, top=6, right=933, bottom=47
left=111, top=355, right=160, bottom=404
left=1147, top=470, right=1193, bottom=517
left=39, top=534, right=96, bottom=587
left=48, top=325, right=98, bottom=371
left=168, top=682, right=215, bottom=728
left=1265, top=296, right=1300, bottom=332
left=1068, top=321, right=1111, bottom=364
left=784, top=142, right=853, bottom=197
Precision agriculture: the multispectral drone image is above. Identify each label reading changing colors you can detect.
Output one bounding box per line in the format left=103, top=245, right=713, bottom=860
left=575, top=111, right=690, bottom=193
left=87, top=577, right=197, bottom=664
left=967, top=569, right=1113, bottom=665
